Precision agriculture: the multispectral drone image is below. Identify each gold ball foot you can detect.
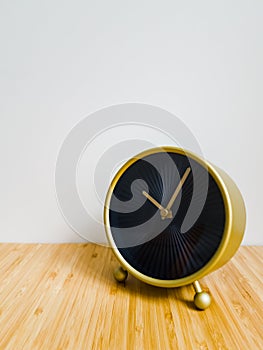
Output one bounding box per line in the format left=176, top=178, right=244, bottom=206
left=194, top=291, right=211, bottom=310
left=113, top=266, right=128, bottom=282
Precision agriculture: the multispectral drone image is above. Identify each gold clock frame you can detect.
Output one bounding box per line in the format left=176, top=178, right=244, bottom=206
left=104, top=147, right=246, bottom=309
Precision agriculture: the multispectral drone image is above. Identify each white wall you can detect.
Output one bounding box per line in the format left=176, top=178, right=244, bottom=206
left=0, top=0, right=262, bottom=244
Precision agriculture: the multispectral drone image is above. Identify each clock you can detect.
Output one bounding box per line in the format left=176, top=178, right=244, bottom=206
left=104, top=147, right=246, bottom=309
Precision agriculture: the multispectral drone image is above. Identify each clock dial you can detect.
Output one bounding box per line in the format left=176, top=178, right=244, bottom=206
left=107, top=149, right=226, bottom=281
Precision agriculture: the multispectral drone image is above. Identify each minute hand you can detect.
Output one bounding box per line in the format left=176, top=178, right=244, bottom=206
left=166, top=167, right=191, bottom=210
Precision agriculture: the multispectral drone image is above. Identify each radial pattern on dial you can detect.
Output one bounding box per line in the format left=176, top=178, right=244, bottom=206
left=108, top=151, right=225, bottom=280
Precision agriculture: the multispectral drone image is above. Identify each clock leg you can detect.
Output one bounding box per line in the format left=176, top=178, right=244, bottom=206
left=193, top=280, right=211, bottom=310
left=113, top=266, right=128, bottom=282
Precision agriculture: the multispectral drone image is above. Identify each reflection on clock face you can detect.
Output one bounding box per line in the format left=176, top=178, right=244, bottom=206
left=108, top=150, right=225, bottom=280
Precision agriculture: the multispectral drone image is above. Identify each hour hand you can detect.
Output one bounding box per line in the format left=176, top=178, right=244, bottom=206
left=142, top=191, right=171, bottom=219
left=142, top=191, right=164, bottom=210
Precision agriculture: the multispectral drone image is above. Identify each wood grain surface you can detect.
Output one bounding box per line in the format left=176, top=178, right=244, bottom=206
left=0, top=244, right=262, bottom=350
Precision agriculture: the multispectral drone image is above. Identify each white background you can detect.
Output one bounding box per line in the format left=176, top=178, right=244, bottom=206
left=0, top=0, right=262, bottom=244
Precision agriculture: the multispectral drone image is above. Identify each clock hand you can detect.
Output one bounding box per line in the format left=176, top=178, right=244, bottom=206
left=166, top=167, right=191, bottom=211
left=142, top=191, right=171, bottom=219
left=142, top=191, right=166, bottom=211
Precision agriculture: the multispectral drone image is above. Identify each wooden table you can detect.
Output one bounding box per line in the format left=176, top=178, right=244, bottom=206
left=0, top=244, right=262, bottom=349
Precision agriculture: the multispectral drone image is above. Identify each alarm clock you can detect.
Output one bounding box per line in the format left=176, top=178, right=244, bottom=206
left=104, top=147, right=246, bottom=309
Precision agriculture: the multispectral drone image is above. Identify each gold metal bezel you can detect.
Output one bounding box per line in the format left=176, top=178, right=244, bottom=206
left=104, top=146, right=234, bottom=288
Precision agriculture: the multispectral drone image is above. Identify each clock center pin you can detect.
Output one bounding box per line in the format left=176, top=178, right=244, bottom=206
left=160, top=208, right=172, bottom=219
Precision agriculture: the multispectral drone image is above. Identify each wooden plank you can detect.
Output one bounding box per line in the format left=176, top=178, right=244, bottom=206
left=0, top=244, right=262, bottom=349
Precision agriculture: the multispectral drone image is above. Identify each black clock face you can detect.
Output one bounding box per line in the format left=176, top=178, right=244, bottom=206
left=108, top=150, right=225, bottom=280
